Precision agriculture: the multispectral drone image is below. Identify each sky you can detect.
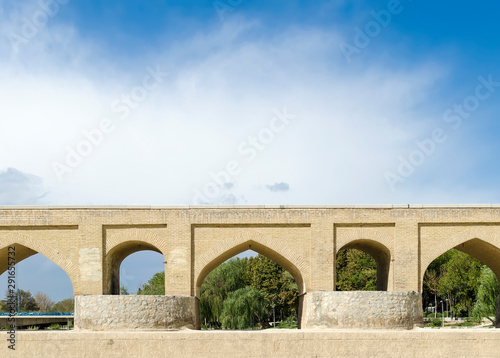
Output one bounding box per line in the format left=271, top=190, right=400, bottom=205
left=0, top=0, right=500, bottom=303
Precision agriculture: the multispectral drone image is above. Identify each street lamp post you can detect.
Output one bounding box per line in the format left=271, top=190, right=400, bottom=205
left=440, top=300, right=444, bottom=328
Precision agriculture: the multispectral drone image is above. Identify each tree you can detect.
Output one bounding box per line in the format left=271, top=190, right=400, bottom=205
left=200, top=258, right=247, bottom=328
left=422, top=250, right=454, bottom=315
left=245, top=255, right=299, bottom=322
left=120, top=286, right=130, bottom=295
left=220, top=287, right=265, bottom=329
left=199, top=255, right=299, bottom=329
left=336, top=249, right=377, bottom=291
left=34, top=291, right=54, bottom=312
left=2, top=289, right=38, bottom=312
left=137, top=272, right=165, bottom=295
left=0, top=300, right=7, bottom=312
left=423, top=270, right=441, bottom=318
left=51, top=298, right=74, bottom=313
left=472, top=266, right=499, bottom=324
left=437, top=250, right=482, bottom=316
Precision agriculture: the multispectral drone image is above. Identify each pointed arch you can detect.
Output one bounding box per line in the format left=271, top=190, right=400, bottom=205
left=195, top=240, right=305, bottom=297
left=0, top=243, right=75, bottom=296
left=337, top=239, right=391, bottom=291
left=104, top=240, right=165, bottom=295
left=421, top=238, right=500, bottom=291
left=0, top=243, right=37, bottom=275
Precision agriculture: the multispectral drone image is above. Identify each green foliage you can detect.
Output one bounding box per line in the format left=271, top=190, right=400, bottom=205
left=277, top=314, right=298, bottom=329
left=199, top=254, right=299, bottom=329
left=27, top=325, right=40, bottom=330
left=246, top=255, right=299, bottom=321
left=432, top=318, right=442, bottom=327
left=436, top=250, right=482, bottom=316
left=120, top=286, right=130, bottom=295
left=336, top=249, right=376, bottom=291
left=137, top=272, right=165, bottom=295
left=200, top=258, right=248, bottom=328
left=220, top=287, right=265, bottom=329
left=51, top=298, right=74, bottom=313
left=2, top=289, right=38, bottom=312
left=472, top=266, right=499, bottom=324
left=48, top=323, right=61, bottom=330
left=422, top=249, right=484, bottom=317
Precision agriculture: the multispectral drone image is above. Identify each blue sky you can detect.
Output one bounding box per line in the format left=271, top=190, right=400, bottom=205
left=0, top=0, right=499, bottom=302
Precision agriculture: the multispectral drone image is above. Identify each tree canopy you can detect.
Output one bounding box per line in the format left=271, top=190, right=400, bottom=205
left=336, top=249, right=377, bottom=291
left=137, top=272, right=165, bottom=295
left=200, top=254, right=299, bottom=329
left=422, top=249, right=492, bottom=318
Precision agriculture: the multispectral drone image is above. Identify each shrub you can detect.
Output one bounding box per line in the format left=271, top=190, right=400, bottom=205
left=48, top=324, right=60, bottom=330
left=432, top=318, right=442, bottom=327
left=277, top=315, right=298, bottom=329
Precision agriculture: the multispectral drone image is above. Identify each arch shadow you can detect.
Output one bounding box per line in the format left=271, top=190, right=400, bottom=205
left=337, top=239, right=391, bottom=291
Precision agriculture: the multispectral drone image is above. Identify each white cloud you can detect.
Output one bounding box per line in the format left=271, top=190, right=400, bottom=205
left=0, top=168, right=47, bottom=205
left=0, top=8, right=460, bottom=206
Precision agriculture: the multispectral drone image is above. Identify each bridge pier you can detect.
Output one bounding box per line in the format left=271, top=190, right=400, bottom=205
left=301, top=291, right=423, bottom=330
left=74, top=295, right=199, bottom=330
left=75, top=292, right=422, bottom=331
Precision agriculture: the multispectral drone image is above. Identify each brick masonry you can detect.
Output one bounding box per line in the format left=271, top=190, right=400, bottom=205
left=0, top=205, right=500, bottom=330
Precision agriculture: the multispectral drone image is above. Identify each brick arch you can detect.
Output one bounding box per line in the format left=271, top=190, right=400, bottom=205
left=337, top=239, right=391, bottom=291
left=105, top=228, right=168, bottom=257
left=104, top=240, right=165, bottom=295
left=195, top=239, right=306, bottom=297
left=0, top=240, right=76, bottom=296
left=421, top=237, right=500, bottom=291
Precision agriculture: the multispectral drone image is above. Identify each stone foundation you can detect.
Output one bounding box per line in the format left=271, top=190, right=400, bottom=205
left=4, top=330, right=500, bottom=358
left=75, top=295, right=199, bottom=330
left=302, top=291, right=423, bottom=329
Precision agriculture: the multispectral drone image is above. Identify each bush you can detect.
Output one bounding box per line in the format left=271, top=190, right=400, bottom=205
left=465, top=317, right=480, bottom=323
left=432, top=318, right=442, bottom=327
left=48, top=324, right=60, bottom=330
left=277, top=315, right=298, bottom=329
left=27, top=326, right=40, bottom=330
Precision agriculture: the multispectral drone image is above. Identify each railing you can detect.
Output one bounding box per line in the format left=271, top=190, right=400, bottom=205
left=0, top=312, right=73, bottom=316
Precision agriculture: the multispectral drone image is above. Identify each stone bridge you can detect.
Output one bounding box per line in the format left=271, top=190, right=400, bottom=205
left=1, top=205, right=500, bottom=330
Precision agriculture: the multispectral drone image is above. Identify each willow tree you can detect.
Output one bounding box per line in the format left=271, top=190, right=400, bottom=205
left=220, top=287, right=265, bottom=329
left=472, top=266, right=499, bottom=325
left=200, top=258, right=248, bottom=328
